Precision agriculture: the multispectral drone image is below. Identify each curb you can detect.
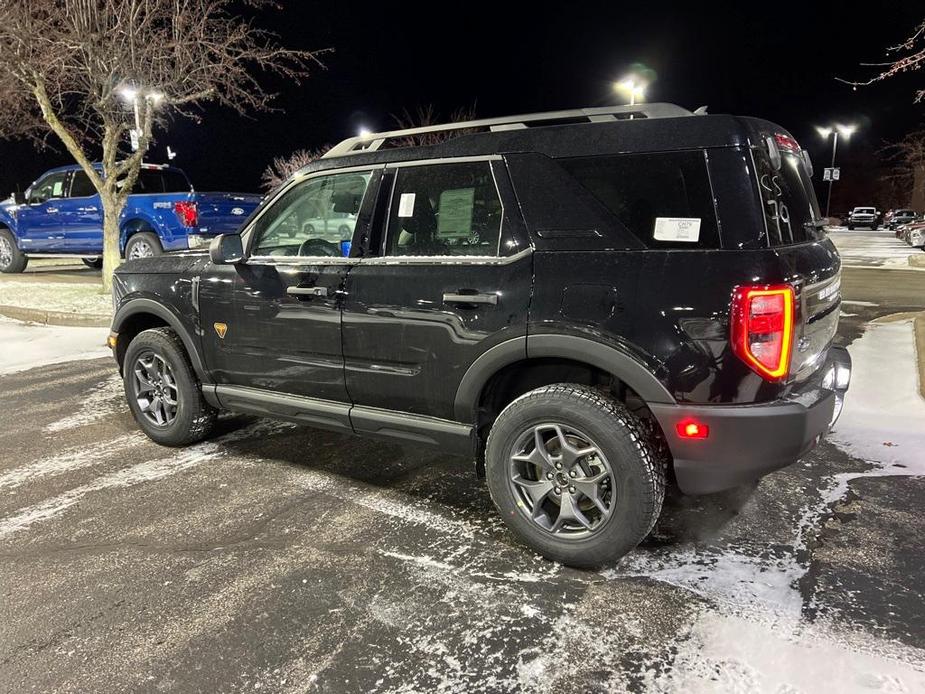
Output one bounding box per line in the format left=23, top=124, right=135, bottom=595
left=0, top=304, right=111, bottom=328
left=915, top=314, right=925, bottom=401
left=909, top=254, right=925, bottom=269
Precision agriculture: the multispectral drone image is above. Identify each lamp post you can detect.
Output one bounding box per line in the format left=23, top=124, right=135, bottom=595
left=816, top=123, right=856, bottom=220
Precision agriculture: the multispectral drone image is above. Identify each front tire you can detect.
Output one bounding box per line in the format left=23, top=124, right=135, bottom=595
left=485, top=384, right=665, bottom=568
left=124, top=232, right=163, bottom=260
left=123, top=327, right=216, bottom=446
left=0, top=228, right=28, bottom=273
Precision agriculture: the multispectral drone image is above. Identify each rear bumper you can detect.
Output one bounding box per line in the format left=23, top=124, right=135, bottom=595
left=650, top=346, right=851, bottom=495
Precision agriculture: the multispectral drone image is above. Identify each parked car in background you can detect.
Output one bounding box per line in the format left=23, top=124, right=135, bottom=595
left=887, top=209, right=918, bottom=230
left=107, top=103, right=851, bottom=567
left=0, top=163, right=261, bottom=273
left=847, top=207, right=880, bottom=230
left=900, top=221, right=925, bottom=248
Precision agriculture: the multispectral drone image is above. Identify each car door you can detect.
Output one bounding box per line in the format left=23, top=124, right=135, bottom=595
left=61, top=169, right=103, bottom=253
left=341, top=157, right=533, bottom=424
left=200, top=167, right=381, bottom=415
left=15, top=171, right=70, bottom=252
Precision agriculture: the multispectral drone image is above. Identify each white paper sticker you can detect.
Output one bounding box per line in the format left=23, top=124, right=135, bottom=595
left=398, top=193, right=416, bottom=218
left=653, top=217, right=701, bottom=243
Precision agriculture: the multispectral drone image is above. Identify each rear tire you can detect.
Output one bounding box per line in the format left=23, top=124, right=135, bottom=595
left=848, top=225, right=854, bottom=230
left=485, top=384, right=665, bottom=568
left=0, top=228, right=28, bottom=273
left=82, top=257, right=103, bottom=269
left=123, top=327, right=216, bottom=446
left=124, top=232, right=163, bottom=260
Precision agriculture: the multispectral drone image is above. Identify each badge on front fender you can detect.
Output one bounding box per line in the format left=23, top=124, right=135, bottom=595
left=214, top=322, right=228, bottom=339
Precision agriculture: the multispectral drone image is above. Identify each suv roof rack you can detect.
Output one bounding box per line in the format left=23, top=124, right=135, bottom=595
left=323, top=103, right=694, bottom=158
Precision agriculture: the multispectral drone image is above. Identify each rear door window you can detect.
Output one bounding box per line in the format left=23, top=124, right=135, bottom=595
left=383, top=162, right=504, bottom=257
left=69, top=171, right=97, bottom=198
left=558, top=151, right=720, bottom=248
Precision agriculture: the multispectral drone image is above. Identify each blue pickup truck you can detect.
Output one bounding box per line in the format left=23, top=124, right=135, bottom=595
left=0, top=163, right=261, bottom=273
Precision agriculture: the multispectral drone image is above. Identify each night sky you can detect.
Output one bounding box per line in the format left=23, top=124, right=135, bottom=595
left=1, top=0, right=923, bottom=210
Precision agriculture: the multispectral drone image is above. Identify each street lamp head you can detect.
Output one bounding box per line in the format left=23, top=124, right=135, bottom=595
left=118, top=86, right=138, bottom=102
left=357, top=126, right=372, bottom=139
left=816, top=126, right=833, bottom=138
left=148, top=91, right=165, bottom=105
left=614, top=77, right=647, bottom=103
left=836, top=124, right=857, bottom=138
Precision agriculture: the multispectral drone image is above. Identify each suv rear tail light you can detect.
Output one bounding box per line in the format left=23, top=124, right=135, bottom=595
left=174, top=201, right=198, bottom=228
left=730, top=284, right=795, bottom=382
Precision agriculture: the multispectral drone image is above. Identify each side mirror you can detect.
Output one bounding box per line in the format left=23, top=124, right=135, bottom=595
left=209, top=234, right=244, bottom=265
left=11, top=191, right=25, bottom=205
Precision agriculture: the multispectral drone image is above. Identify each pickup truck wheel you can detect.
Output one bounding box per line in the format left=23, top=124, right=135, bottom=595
left=0, top=229, right=28, bottom=273
left=125, top=232, right=163, bottom=260
left=82, top=258, right=103, bottom=269
left=485, top=384, right=664, bottom=568
left=123, top=327, right=216, bottom=446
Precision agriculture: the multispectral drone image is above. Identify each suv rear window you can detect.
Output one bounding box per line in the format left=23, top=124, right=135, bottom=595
left=754, top=150, right=823, bottom=245
left=558, top=151, right=720, bottom=249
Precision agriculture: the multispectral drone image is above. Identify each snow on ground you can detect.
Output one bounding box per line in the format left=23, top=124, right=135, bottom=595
left=827, top=229, right=924, bottom=270
left=605, top=314, right=925, bottom=692
left=0, top=317, right=110, bottom=375
left=0, top=279, right=113, bottom=315
left=829, top=317, right=925, bottom=475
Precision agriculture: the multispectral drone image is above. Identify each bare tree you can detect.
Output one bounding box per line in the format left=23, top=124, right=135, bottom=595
left=260, top=145, right=330, bottom=192
left=841, top=19, right=925, bottom=101
left=0, top=0, right=324, bottom=289
left=390, top=103, right=479, bottom=148
left=880, top=129, right=925, bottom=211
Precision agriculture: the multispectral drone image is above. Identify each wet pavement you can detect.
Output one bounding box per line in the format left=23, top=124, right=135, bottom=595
left=1, top=269, right=924, bottom=692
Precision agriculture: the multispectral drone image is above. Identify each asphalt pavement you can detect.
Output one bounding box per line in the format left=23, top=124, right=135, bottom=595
left=1, top=234, right=924, bottom=692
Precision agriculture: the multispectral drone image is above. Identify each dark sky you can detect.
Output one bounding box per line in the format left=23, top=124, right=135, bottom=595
left=1, top=1, right=923, bottom=201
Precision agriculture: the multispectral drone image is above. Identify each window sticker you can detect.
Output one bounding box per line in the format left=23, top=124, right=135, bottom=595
left=398, top=192, right=416, bottom=218
left=437, top=188, right=475, bottom=237
left=653, top=217, right=701, bottom=243
left=52, top=180, right=64, bottom=197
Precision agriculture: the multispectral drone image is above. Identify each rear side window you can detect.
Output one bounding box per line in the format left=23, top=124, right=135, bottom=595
left=558, top=152, right=720, bottom=249
left=384, top=162, right=504, bottom=257
left=70, top=171, right=97, bottom=198
left=754, top=150, right=822, bottom=246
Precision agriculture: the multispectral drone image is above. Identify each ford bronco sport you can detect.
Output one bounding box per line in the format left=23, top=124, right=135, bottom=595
left=109, top=104, right=851, bottom=568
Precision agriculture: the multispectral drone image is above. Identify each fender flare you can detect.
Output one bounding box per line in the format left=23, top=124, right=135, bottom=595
left=120, top=214, right=162, bottom=252
left=112, top=298, right=206, bottom=379
left=453, top=334, right=675, bottom=422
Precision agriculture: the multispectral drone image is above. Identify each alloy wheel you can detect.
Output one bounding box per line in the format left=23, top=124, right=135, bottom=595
left=128, top=240, right=153, bottom=259
left=508, top=423, right=615, bottom=539
left=132, top=351, right=179, bottom=427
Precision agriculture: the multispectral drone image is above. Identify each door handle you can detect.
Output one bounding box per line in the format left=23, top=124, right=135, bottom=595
left=287, top=286, right=329, bottom=298
left=46, top=207, right=59, bottom=214
left=443, top=292, right=498, bottom=305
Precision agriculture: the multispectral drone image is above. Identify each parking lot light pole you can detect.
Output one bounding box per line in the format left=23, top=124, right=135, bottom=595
left=614, top=78, right=646, bottom=105
left=816, top=123, right=857, bottom=220
left=118, top=86, right=165, bottom=151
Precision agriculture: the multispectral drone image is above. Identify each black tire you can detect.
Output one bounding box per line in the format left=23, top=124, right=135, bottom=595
left=124, top=231, right=164, bottom=260
left=82, top=257, right=103, bottom=269
left=848, top=225, right=854, bottom=230
left=485, top=384, right=665, bottom=568
left=871, top=224, right=878, bottom=230
left=123, top=327, right=217, bottom=446
left=0, top=228, right=28, bottom=273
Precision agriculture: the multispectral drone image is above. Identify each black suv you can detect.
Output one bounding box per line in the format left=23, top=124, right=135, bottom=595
left=110, top=104, right=851, bottom=567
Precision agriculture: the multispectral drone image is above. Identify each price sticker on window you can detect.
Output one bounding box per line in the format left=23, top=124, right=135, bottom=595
left=398, top=193, right=416, bottom=218
left=653, top=217, right=701, bottom=243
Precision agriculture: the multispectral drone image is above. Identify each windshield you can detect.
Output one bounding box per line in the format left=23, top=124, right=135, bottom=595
left=854, top=208, right=875, bottom=214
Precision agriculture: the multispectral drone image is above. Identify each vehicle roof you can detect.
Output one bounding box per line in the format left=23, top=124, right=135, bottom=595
left=299, top=107, right=793, bottom=177
left=39, top=162, right=184, bottom=176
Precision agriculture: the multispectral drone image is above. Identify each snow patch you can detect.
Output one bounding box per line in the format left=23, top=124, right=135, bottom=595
left=44, top=374, right=124, bottom=432
left=0, top=318, right=109, bottom=376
